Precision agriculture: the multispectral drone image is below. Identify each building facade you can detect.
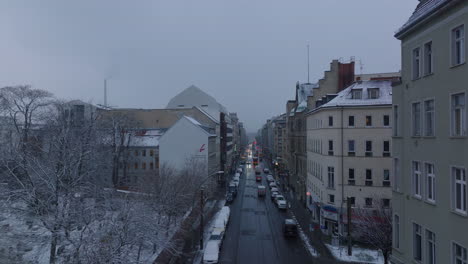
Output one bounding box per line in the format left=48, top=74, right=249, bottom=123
left=285, top=59, right=355, bottom=203
left=306, top=80, right=394, bottom=236
left=391, top=0, right=468, bottom=263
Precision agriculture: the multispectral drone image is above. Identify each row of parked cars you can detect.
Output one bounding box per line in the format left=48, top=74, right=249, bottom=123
left=226, top=167, right=243, bottom=203
left=203, top=206, right=231, bottom=264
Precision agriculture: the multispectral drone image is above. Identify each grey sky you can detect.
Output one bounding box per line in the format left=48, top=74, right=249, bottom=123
left=0, top=0, right=416, bottom=132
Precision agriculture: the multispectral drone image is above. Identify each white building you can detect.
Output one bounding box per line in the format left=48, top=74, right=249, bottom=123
left=306, top=79, right=394, bottom=235
left=159, top=116, right=217, bottom=177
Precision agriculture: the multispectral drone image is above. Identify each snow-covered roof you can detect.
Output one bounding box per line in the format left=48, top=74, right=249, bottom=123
left=318, top=80, right=392, bottom=108
left=395, top=0, right=454, bottom=38
left=182, top=116, right=216, bottom=136
left=125, top=129, right=165, bottom=147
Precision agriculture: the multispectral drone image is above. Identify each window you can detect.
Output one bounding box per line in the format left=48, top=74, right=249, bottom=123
left=394, top=158, right=401, bottom=192
left=348, top=140, right=355, bottom=156
left=413, top=223, right=422, bottom=262
left=329, top=194, right=335, bottom=204
left=142, top=162, right=146, bottom=170
left=349, top=197, right=355, bottom=207
left=413, top=161, right=422, bottom=198
left=452, top=167, right=467, bottom=214
left=426, top=163, right=436, bottom=203
left=348, top=116, right=355, bottom=126
left=365, top=198, right=373, bottom=207
left=426, top=230, right=436, bottom=264
left=424, top=99, right=435, bottom=136
left=384, top=115, right=390, bottom=127
left=382, top=199, right=390, bottom=208
left=393, top=105, right=399, bottom=136
left=348, top=168, right=355, bottom=185
left=453, top=242, right=467, bottom=264
left=328, top=140, right=334, bottom=155
left=452, top=25, right=465, bottom=66
left=451, top=93, right=466, bottom=136
left=134, top=162, right=138, bottom=170
left=413, top=47, right=421, bottom=79
left=366, top=116, right=372, bottom=126
left=383, top=141, right=390, bottom=157
left=365, top=141, right=373, bottom=157
left=394, top=214, right=400, bottom=249
left=412, top=102, right=422, bottom=136
left=150, top=149, right=154, bottom=156
left=328, top=167, right=335, bottom=189
left=135, top=150, right=139, bottom=156
left=328, top=116, right=333, bottom=127
left=142, top=150, right=146, bottom=157
left=366, top=169, right=373, bottom=186
left=150, top=162, right=154, bottom=170
left=424, top=41, right=433, bottom=75
left=383, top=169, right=391, bottom=187
left=368, top=88, right=380, bottom=99
left=352, top=89, right=362, bottom=99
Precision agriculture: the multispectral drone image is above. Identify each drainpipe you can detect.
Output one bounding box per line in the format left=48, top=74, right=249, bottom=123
left=340, top=106, right=345, bottom=236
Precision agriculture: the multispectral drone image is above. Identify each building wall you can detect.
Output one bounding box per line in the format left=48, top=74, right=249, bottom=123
left=159, top=118, right=210, bottom=173
left=392, top=2, right=468, bottom=263
left=306, top=106, right=392, bottom=234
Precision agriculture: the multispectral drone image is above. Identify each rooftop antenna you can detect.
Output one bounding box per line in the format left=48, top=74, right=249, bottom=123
left=104, top=79, right=108, bottom=107
left=359, top=60, right=364, bottom=75
left=307, top=44, right=310, bottom=83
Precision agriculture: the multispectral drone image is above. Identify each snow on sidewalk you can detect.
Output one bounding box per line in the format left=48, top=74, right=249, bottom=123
left=326, top=244, right=384, bottom=264
left=289, top=213, right=319, bottom=257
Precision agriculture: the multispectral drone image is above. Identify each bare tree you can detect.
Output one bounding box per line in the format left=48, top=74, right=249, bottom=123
left=353, top=198, right=392, bottom=264
left=98, top=110, right=141, bottom=187
left=0, top=85, right=54, bottom=187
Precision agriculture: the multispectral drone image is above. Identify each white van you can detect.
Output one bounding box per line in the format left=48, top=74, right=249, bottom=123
left=213, top=206, right=231, bottom=229
left=203, top=240, right=220, bottom=264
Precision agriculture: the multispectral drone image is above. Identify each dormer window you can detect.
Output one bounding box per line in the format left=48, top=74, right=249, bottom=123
left=201, top=104, right=208, bottom=107
left=368, top=88, right=380, bottom=99
left=351, top=89, right=362, bottom=99
left=177, top=105, right=185, bottom=107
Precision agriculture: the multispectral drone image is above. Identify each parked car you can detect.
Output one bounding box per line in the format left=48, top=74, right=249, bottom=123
left=275, top=194, right=285, bottom=203
left=257, top=185, right=266, bottom=197
left=233, top=178, right=239, bottom=187
left=271, top=191, right=279, bottom=200
left=283, top=219, right=298, bottom=237
left=266, top=175, right=274, bottom=182
left=269, top=182, right=277, bottom=189
left=226, top=192, right=234, bottom=203
left=209, top=227, right=225, bottom=249
left=271, top=187, right=279, bottom=193
left=236, top=168, right=243, bottom=174
left=228, top=183, right=237, bottom=197
left=277, top=200, right=287, bottom=210
left=234, top=172, right=240, bottom=178
left=203, top=240, right=220, bottom=264
left=263, top=168, right=269, bottom=174
left=213, top=206, right=231, bottom=229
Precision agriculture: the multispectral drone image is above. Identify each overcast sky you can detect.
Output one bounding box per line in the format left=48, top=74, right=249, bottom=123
left=0, top=0, right=417, bottom=132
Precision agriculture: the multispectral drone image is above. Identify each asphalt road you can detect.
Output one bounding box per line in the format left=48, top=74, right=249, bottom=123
left=219, top=161, right=313, bottom=264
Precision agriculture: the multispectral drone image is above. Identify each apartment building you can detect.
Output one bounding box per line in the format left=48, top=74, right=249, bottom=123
left=391, top=0, right=468, bottom=263
left=285, top=59, right=355, bottom=203
left=306, top=80, right=394, bottom=235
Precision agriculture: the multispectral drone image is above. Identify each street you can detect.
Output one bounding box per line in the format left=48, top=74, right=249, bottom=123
left=219, top=161, right=313, bottom=264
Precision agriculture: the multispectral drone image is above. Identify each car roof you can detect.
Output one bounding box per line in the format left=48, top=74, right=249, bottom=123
left=211, top=227, right=224, bottom=235
left=258, top=185, right=266, bottom=189
left=285, top=219, right=296, bottom=225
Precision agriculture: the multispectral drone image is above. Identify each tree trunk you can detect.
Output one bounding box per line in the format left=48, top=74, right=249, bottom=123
left=384, top=251, right=389, bottom=264
left=49, top=226, right=59, bottom=264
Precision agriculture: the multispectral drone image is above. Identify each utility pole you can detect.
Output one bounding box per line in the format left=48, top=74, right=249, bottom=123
left=104, top=79, right=107, bottom=107
left=347, top=197, right=352, bottom=256
left=307, top=44, right=310, bottom=83
left=200, top=188, right=204, bottom=250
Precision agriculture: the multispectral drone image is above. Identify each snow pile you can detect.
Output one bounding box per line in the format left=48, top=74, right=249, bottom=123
left=326, top=244, right=384, bottom=264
